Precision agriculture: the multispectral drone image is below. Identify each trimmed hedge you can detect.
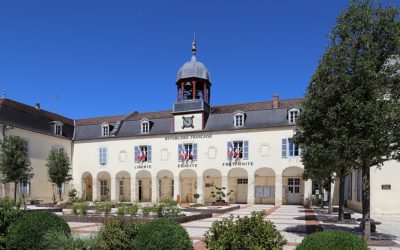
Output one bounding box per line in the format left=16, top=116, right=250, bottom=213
left=296, top=230, right=368, bottom=250
left=133, top=218, right=193, bottom=250
left=204, top=211, right=287, bottom=250
left=95, top=219, right=142, bottom=250
left=7, top=211, right=70, bottom=250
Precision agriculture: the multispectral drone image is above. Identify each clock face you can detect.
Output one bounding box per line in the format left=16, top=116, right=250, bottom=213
left=182, top=116, right=194, bottom=128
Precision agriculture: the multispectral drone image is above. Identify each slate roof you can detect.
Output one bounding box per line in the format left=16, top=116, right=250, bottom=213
left=0, top=98, right=74, bottom=139
left=0, top=97, right=303, bottom=141
left=74, top=98, right=303, bottom=140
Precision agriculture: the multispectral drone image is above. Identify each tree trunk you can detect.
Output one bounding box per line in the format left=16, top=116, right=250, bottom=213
left=328, top=181, right=333, bottom=214
left=319, top=181, right=324, bottom=208
left=14, top=182, right=17, bottom=203
left=58, top=185, right=62, bottom=202
left=338, top=167, right=345, bottom=221
left=362, top=160, right=371, bottom=241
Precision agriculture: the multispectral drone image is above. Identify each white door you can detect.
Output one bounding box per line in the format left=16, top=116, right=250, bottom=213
left=236, top=178, right=248, bottom=203
left=288, top=178, right=301, bottom=204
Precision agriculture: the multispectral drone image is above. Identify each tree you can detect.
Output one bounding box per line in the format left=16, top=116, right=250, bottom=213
left=46, top=149, right=72, bottom=201
left=297, top=0, right=400, bottom=240
left=0, top=136, right=33, bottom=203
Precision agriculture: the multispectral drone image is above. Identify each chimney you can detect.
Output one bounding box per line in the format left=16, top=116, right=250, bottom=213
left=35, top=103, right=40, bottom=110
left=273, top=93, right=279, bottom=109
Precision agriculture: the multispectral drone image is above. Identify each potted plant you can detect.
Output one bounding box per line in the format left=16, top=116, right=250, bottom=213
left=211, top=186, right=233, bottom=206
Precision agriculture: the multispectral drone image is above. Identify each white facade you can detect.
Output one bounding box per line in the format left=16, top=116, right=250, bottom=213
left=72, top=127, right=311, bottom=206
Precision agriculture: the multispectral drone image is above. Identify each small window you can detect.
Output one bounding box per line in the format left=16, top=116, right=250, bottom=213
left=141, top=121, right=150, bottom=134
left=102, top=124, right=110, bottom=136
left=289, top=109, right=300, bottom=124
left=233, top=113, right=245, bottom=127
left=52, top=121, right=63, bottom=136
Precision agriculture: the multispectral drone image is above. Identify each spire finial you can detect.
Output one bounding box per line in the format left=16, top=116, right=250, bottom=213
left=191, top=31, right=196, bottom=56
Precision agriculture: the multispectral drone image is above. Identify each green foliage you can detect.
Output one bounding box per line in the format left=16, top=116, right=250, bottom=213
left=79, top=202, right=87, bottom=215
left=46, top=149, right=72, bottom=201
left=294, top=0, right=400, bottom=239
left=0, top=136, right=33, bottom=202
left=42, top=231, right=96, bottom=250
left=7, top=211, right=71, bottom=250
left=204, top=211, right=287, bottom=250
left=141, top=206, right=153, bottom=216
left=117, top=205, right=126, bottom=216
left=0, top=198, right=25, bottom=249
left=133, top=218, right=193, bottom=250
left=211, top=186, right=233, bottom=201
left=296, top=230, right=368, bottom=250
left=68, top=188, right=79, bottom=202
left=128, top=203, right=139, bottom=216
left=95, top=219, right=142, bottom=250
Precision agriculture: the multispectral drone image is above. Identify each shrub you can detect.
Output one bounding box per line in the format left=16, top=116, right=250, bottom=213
left=95, top=219, right=142, bottom=250
left=296, top=230, right=368, bottom=250
left=0, top=198, right=25, bottom=248
left=68, top=188, right=79, bottom=202
left=133, top=218, right=193, bottom=250
left=128, top=203, right=139, bottom=216
left=7, top=211, right=71, bottom=250
left=42, top=231, right=95, bottom=250
left=204, top=211, right=287, bottom=250
left=141, top=206, right=152, bottom=216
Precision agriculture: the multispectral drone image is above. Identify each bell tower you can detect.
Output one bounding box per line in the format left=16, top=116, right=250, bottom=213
left=173, top=34, right=211, bottom=132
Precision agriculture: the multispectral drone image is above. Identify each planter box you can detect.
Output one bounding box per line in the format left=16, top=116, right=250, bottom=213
left=182, top=205, right=240, bottom=214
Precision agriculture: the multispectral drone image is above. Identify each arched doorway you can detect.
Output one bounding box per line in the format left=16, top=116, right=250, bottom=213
left=97, top=172, right=111, bottom=201
left=203, top=169, right=222, bottom=204
left=254, top=168, right=276, bottom=204
left=179, top=169, right=197, bottom=203
left=282, top=166, right=304, bottom=205
left=136, top=170, right=151, bottom=202
left=116, top=171, right=131, bottom=202
left=228, top=168, right=248, bottom=204
left=157, top=170, right=174, bottom=202
left=81, top=172, right=93, bottom=201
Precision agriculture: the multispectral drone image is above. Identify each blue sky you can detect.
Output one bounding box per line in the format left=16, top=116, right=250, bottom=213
left=0, top=1, right=397, bottom=118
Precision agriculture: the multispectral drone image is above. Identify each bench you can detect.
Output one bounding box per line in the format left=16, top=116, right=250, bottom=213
left=357, top=218, right=382, bottom=232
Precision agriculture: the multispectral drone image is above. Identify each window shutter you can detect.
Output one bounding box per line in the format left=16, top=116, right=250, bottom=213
left=27, top=181, right=30, bottom=195
left=147, top=145, right=152, bottom=162
left=192, top=143, right=198, bottom=161
left=99, top=148, right=102, bottom=164
left=243, top=140, right=249, bottom=160
left=281, top=139, right=287, bottom=158
left=103, top=148, right=107, bottom=164
left=227, top=141, right=233, bottom=160
left=134, top=146, right=140, bottom=163
left=178, top=144, right=182, bottom=161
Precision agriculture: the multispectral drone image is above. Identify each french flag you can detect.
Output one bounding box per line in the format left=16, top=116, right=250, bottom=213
left=227, top=147, right=233, bottom=156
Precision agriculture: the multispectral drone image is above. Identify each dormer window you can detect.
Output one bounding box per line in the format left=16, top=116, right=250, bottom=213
left=102, top=124, right=110, bottom=136
left=233, top=111, right=245, bottom=128
left=289, top=109, right=300, bottom=124
left=141, top=119, right=150, bottom=134
left=51, top=121, right=63, bottom=136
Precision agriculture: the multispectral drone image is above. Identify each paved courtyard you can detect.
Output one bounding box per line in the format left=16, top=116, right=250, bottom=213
left=68, top=205, right=400, bottom=250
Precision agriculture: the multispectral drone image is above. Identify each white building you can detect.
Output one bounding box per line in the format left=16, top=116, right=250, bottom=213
left=0, top=41, right=398, bottom=214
